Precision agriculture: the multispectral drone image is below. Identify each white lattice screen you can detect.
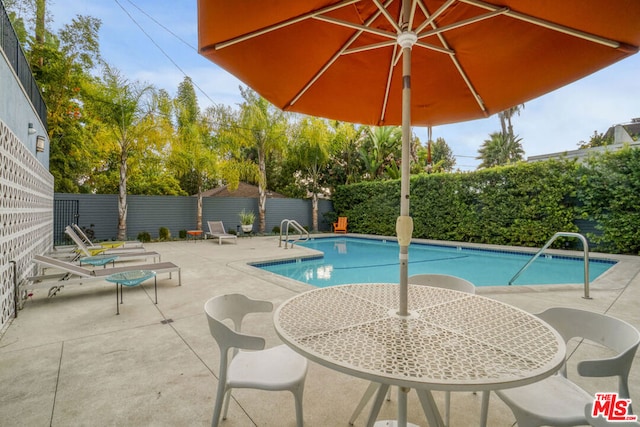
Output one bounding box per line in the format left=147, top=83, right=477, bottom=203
left=0, top=120, right=53, bottom=332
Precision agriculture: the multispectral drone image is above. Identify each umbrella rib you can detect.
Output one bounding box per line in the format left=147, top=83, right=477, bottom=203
left=414, top=0, right=456, bottom=35
left=344, top=40, right=397, bottom=55
left=210, top=0, right=361, bottom=51
left=380, top=44, right=401, bottom=123
left=415, top=0, right=488, bottom=116
left=460, top=0, right=622, bottom=49
left=313, top=14, right=397, bottom=42
left=417, top=8, right=509, bottom=40
left=372, top=0, right=402, bottom=33
left=288, top=0, right=394, bottom=108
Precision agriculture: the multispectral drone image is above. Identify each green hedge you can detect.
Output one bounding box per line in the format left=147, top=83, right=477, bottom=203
left=576, top=147, right=640, bottom=254
left=333, top=152, right=640, bottom=255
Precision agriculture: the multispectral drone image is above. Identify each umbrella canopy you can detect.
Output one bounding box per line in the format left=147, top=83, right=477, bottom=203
left=198, top=0, right=640, bottom=316
left=198, top=0, right=640, bottom=127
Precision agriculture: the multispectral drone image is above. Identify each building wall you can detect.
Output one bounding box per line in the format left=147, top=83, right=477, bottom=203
left=0, top=121, right=54, bottom=332
left=0, top=31, right=49, bottom=166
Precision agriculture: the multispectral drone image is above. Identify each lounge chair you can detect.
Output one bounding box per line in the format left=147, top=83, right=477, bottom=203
left=25, top=255, right=181, bottom=296
left=332, top=216, right=347, bottom=233
left=72, top=223, right=143, bottom=249
left=205, top=221, right=237, bottom=245
left=65, top=226, right=149, bottom=259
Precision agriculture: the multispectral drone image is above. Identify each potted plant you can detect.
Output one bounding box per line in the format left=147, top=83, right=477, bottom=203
left=239, top=209, right=255, bottom=233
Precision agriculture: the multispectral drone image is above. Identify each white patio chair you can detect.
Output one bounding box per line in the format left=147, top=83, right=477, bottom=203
left=349, top=274, right=476, bottom=427
left=491, top=307, right=640, bottom=427
left=204, top=294, right=307, bottom=427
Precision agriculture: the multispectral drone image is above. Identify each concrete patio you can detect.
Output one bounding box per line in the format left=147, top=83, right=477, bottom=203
left=1, top=235, right=639, bottom=426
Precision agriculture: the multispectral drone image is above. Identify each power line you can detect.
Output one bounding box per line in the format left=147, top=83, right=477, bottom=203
left=112, top=0, right=219, bottom=107
left=123, top=0, right=197, bottom=53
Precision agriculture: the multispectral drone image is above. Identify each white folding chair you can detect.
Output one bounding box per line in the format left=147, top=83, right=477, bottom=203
left=349, top=274, right=476, bottom=427
left=204, top=294, right=307, bottom=427
left=491, top=307, right=640, bottom=427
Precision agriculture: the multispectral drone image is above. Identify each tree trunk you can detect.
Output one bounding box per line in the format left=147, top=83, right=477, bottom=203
left=117, top=151, right=128, bottom=241
left=35, top=0, right=46, bottom=67
left=312, top=192, right=318, bottom=232
left=197, top=185, right=203, bottom=231
left=258, top=150, right=267, bottom=234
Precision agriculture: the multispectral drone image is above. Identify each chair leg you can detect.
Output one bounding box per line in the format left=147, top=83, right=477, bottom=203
left=221, top=389, right=232, bottom=420
left=479, top=391, right=489, bottom=427
left=211, top=384, right=227, bottom=427
left=444, top=391, right=450, bottom=427
left=293, top=388, right=304, bottom=427
left=349, top=382, right=380, bottom=425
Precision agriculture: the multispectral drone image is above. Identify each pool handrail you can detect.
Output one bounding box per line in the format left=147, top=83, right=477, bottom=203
left=508, top=232, right=591, bottom=299
left=279, top=219, right=309, bottom=249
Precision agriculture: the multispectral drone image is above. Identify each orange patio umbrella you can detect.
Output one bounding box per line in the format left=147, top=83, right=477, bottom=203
left=198, top=0, right=640, bottom=315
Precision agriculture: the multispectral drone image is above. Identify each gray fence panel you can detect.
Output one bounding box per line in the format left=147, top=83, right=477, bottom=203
left=54, top=193, right=334, bottom=241
left=203, top=198, right=259, bottom=234
left=127, top=195, right=197, bottom=239
left=56, top=193, right=119, bottom=242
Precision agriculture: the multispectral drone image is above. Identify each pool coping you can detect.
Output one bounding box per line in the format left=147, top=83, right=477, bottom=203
left=229, top=233, right=640, bottom=296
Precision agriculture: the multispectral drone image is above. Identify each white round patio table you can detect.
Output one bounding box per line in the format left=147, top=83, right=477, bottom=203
left=274, top=283, right=566, bottom=427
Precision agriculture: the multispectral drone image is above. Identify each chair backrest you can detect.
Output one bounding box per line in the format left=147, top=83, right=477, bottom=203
left=538, top=307, right=640, bottom=398
left=72, top=223, right=93, bottom=245
left=208, top=221, right=227, bottom=235
left=204, top=294, right=272, bottom=355
left=64, top=226, right=94, bottom=257
left=408, top=274, right=476, bottom=294
left=33, top=255, right=94, bottom=277
left=337, top=217, right=347, bottom=227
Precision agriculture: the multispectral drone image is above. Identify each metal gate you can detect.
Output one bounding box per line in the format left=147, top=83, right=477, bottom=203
left=54, top=199, right=79, bottom=245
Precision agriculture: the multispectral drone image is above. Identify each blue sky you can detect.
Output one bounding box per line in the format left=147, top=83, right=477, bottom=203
left=46, top=0, right=640, bottom=170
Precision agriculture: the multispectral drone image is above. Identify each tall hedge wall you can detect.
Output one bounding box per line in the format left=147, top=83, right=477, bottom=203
left=333, top=149, right=640, bottom=255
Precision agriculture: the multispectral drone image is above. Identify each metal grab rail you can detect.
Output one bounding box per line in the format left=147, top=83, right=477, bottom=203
left=508, top=232, right=591, bottom=299
left=279, top=219, right=310, bottom=249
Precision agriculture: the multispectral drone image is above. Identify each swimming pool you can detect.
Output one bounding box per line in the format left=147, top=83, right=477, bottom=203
left=254, top=237, right=616, bottom=288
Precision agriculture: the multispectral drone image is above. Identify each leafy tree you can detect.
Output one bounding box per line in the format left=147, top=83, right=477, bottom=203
left=577, top=130, right=613, bottom=149
left=232, top=87, right=289, bottom=233
left=416, top=137, right=456, bottom=173
left=170, top=77, right=219, bottom=230
left=325, top=121, right=364, bottom=188
left=359, top=126, right=402, bottom=180
left=13, top=2, right=102, bottom=192
left=83, top=65, right=157, bottom=240
left=288, top=116, right=332, bottom=231
left=477, top=132, right=524, bottom=168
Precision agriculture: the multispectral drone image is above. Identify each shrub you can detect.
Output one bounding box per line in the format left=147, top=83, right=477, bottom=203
left=159, top=227, right=171, bottom=241
left=137, top=231, right=151, bottom=243
left=272, top=226, right=281, bottom=234
left=179, top=229, right=187, bottom=239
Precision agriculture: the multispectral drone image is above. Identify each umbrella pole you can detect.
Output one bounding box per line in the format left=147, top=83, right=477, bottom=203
left=396, top=28, right=416, bottom=318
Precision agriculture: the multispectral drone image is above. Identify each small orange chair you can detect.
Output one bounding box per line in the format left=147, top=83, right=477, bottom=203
left=332, top=216, right=347, bottom=233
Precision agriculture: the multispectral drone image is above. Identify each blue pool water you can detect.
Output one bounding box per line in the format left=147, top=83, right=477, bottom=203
left=254, top=237, right=616, bottom=288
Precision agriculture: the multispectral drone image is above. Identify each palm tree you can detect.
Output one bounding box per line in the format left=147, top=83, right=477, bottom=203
left=288, top=116, right=332, bottom=232
left=477, top=132, right=524, bottom=168
left=235, top=88, right=289, bottom=233
left=85, top=65, right=156, bottom=240
left=359, top=126, right=402, bottom=180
